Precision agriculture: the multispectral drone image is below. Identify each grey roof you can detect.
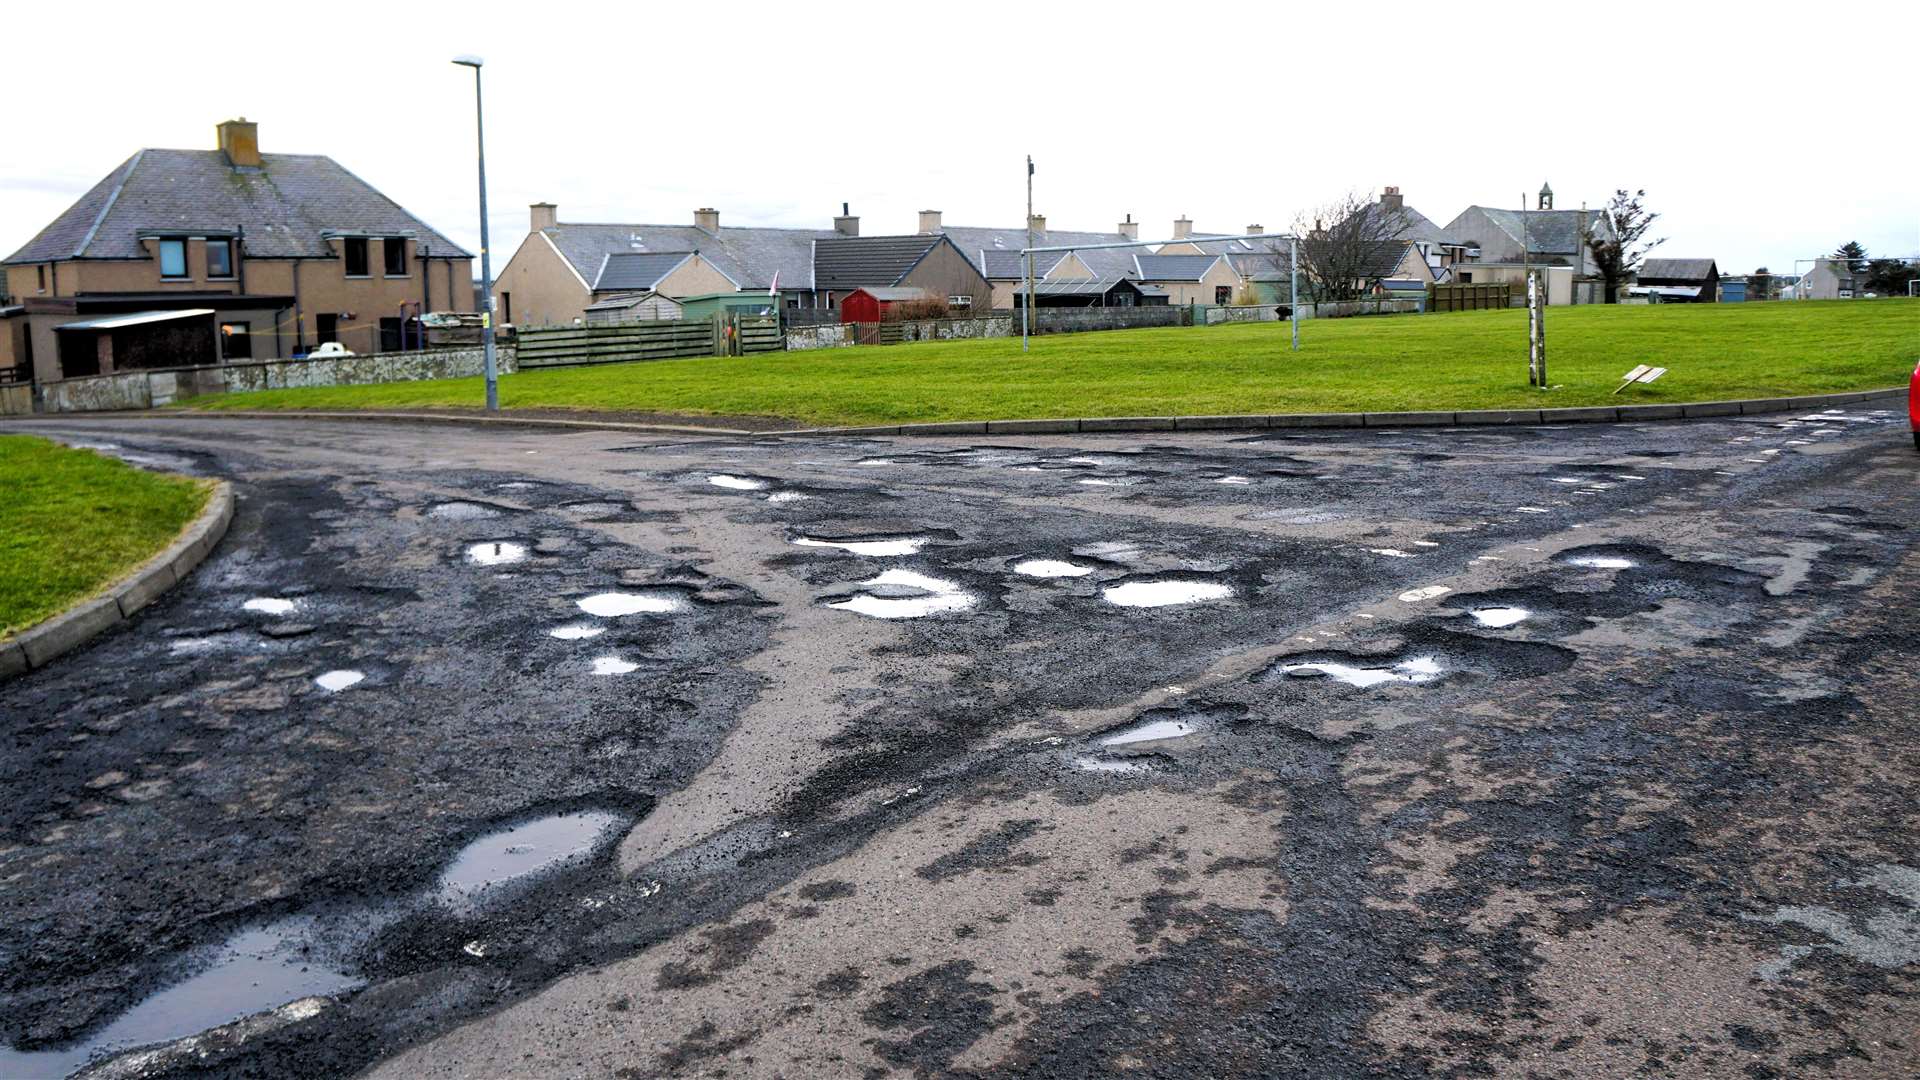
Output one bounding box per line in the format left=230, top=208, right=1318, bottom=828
left=1134, top=254, right=1223, bottom=282
left=1359, top=201, right=1453, bottom=246
left=1228, top=249, right=1293, bottom=281
left=593, top=251, right=694, bottom=292
left=542, top=221, right=830, bottom=291
left=1467, top=207, right=1609, bottom=254
left=1027, top=278, right=1146, bottom=296
left=583, top=291, right=678, bottom=312
left=940, top=225, right=1140, bottom=281
left=853, top=287, right=934, bottom=301
left=1638, top=258, right=1717, bottom=281
left=1156, top=234, right=1282, bottom=258
left=812, top=234, right=951, bottom=290
left=4, top=148, right=469, bottom=263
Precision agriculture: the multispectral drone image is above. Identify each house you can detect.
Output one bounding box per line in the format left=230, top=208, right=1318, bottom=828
left=491, top=203, right=850, bottom=328
left=0, top=118, right=473, bottom=384
left=1631, top=258, right=1720, bottom=302
left=1792, top=258, right=1861, bottom=300
left=1359, top=187, right=1474, bottom=275
left=811, top=233, right=992, bottom=316
left=1133, top=253, right=1244, bottom=306
left=1443, top=182, right=1611, bottom=279
left=916, top=210, right=1142, bottom=309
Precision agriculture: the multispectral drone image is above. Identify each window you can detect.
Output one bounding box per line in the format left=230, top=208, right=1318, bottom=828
left=383, top=238, right=407, bottom=277
left=206, top=239, right=234, bottom=279
left=159, top=239, right=188, bottom=278
left=219, top=321, right=252, bottom=360
left=786, top=295, right=799, bottom=309
left=825, top=292, right=835, bottom=309
left=500, top=292, right=512, bottom=324
left=947, top=295, right=972, bottom=308
left=1215, top=285, right=1233, bottom=305
left=1458, top=271, right=1473, bottom=283
left=316, top=313, right=338, bottom=344
left=37, top=265, right=46, bottom=292
left=343, top=237, right=369, bottom=277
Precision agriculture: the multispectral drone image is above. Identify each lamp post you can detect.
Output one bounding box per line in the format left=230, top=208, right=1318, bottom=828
left=452, top=54, right=498, bottom=412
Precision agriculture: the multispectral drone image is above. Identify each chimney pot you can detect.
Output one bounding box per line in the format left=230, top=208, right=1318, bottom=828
left=1117, top=215, right=1139, bottom=241
left=834, top=205, right=859, bottom=237
left=216, top=118, right=260, bottom=168
left=530, top=202, right=558, bottom=231
left=1379, top=187, right=1404, bottom=211
left=918, top=210, right=943, bottom=234
left=694, top=207, right=720, bottom=231
left=1173, top=216, right=1193, bottom=240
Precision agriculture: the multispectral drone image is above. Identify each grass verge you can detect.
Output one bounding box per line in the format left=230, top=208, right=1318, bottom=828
left=0, top=435, right=211, bottom=637
left=186, top=299, right=1919, bottom=427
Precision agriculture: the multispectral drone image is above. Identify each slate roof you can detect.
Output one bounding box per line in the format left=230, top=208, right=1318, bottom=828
left=1156, top=235, right=1282, bottom=258
left=811, top=235, right=952, bottom=290
left=4, top=148, right=468, bottom=264
left=1638, top=258, right=1717, bottom=281
left=1134, top=254, right=1223, bottom=282
left=592, top=251, right=696, bottom=292
left=1028, top=278, right=1145, bottom=296
left=941, top=225, right=1139, bottom=281
left=851, top=287, right=934, bottom=301
left=1469, top=208, right=1610, bottom=254
left=1360, top=201, right=1453, bottom=246
left=542, top=222, right=832, bottom=291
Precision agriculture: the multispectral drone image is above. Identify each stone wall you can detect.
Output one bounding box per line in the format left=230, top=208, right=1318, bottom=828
left=33, top=345, right=518, bottom=414
left=1033, top=307, right=1187, bottom=333
left=784, top=324, right=856, bottom=351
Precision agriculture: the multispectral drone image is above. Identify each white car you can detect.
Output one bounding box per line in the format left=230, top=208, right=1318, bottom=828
left=308, top=342, right=355, bottom=359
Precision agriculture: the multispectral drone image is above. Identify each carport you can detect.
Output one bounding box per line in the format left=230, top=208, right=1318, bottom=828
left=53, top=308, right=216, bottom=378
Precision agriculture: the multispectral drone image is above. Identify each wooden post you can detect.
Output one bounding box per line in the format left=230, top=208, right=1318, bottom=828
left=1527, top=270, right=1547, bottom=387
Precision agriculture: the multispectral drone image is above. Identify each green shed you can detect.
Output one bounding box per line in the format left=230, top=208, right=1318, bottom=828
left=677, top=292, right=779, bottom=322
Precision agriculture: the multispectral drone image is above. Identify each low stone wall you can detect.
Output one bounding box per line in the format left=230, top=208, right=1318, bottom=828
left=33, top=345, right=518, bottom=414
left=1299, top=299, right=1423, bottom=320
left=895, top=315, right=1016, bottom=342
left=785, top=324, right=856, bottom=351
left=1204, top=305, right=1285, bottom=326
left=1034, top=306, right=1186, bottom=333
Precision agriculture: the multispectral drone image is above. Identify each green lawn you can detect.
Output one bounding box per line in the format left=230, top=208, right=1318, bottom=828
left=1, top=435, right=211, bottom=637
left=188, top=299, right=1919, bottom=427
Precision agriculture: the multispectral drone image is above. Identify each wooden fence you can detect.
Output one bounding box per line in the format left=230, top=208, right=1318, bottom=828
left=1427, top=282, right=1519, bottom=312
left=517, top=314, right=780, bottom=368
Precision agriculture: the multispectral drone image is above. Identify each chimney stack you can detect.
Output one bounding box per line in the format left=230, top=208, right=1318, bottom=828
left=834, top=202, right=859, bottom=237
left=1379, top=186, right=1404, bottom=211
left=1117, top=214, right=1138, bottom=241
left=694, top=207, right=720, bottom=231
left=530, top=202, right=558, bottom=231
left=1027, top=213, right=1046, bottom=235
left=217, top=117, right=260, bottom=168
left=1246, top=224, right=1264, bottom=235
left=1172, top=216, right=1193, bottom=240
left=918, top=210, right=943, bottom=234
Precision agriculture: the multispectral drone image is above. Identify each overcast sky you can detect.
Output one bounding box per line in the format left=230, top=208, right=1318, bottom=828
left=6, top=2, right=1916, bottom=279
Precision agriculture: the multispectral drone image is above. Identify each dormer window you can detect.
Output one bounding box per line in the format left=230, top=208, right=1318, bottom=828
left=207, top=238, right=234, bottom=279
left=159, top=238, right=188, bottom=279
left=343, top=237, right=370, bottom=277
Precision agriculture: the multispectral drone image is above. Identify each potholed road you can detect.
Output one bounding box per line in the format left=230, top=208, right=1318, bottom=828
left=2, top=401, right=1916, bottom=1079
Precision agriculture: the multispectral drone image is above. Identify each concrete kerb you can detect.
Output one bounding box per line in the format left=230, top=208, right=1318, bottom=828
left=2, top=481, right=234, bottom=680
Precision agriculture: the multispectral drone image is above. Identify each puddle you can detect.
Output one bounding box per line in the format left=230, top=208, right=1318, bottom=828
left=766, top=491, right=811, bottom=504
left=591, top=656, right=638, bottom=675
left=1101, top=580, right=1233, bottom=608
left=495, top=481, right=538, bottom=490
left=1470, top=607, right=1530, bottom=628
left=241, top=597, right=300, bottom=616
left=1076, top=478, right=1118, bottom=487
left=465, top=541, right=527, bottom=566
left=1282, top=656, right=1442, bottom=688
left=548, top=625, right=606, bottom=640
left=707, top=475, right=768, bottom=491
left=1068, top=755, right=1151, bottom=774
left=314, top=670, right=365, bottom=693
left=1398, top=585, right=1452, bottom=602
left=1098, top=718, right=1199, bottom=746
left=1566, top=556, right=1635, bottom=570
left=1012, top=559, right=1093, bottom=579
left=1213, top=476, right=1252, bottom=485
left=426, top=501, right=503, bottom=521
left=558, top=502, right=625, bottom=518
left=827, top=569, right=975, bottom=619
left=1516, top=507, right=1550, bottom=514
left=577, top=592, right=684, bottom=617
left=0, top=917, right=361, bottom=1080
left=434, top=811, right=626, bottom=915
left=791, top=536, right=928, bottom=557
left=1369, top=548, right=1415, bottom=558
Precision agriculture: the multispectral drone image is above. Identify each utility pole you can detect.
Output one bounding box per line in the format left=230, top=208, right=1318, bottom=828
left=453, top=54, right=499, bottom=411
left=1022, top=155, right=1034, bottom=352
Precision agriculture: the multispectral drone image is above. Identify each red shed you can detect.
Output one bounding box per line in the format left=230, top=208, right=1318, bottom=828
left=838, top=287, right=932, bottom=324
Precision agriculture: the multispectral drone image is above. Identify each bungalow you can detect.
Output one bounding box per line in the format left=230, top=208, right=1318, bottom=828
left=811, top=233, right=992, bottom=316
left=921, top=210, right=1142, bottom=309
left=1133, top=253, right=1245, bottom=306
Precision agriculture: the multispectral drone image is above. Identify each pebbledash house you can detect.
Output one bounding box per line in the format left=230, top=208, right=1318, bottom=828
left=0, top=119, right=473, bottom=386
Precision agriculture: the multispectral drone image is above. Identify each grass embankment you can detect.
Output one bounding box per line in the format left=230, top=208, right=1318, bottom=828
left=0, top=435, right=210, bottom=636
left=187, top=299, right=1919, bottom=427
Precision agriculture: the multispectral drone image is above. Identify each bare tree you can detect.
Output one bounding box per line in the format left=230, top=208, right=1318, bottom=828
left=1286, top=191, right=1414, bottom=304
left=1582, top=189, right=1665, bottom=303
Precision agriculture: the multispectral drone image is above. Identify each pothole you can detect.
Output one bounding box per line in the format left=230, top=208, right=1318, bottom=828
left=577, top=592, right=684, bottom=617
left=1469, top=606, right=1530, bottom=628
left=826, top=569, right=976, bottom=619
left=314, top=670, right=365, bottom=693
left=1564, top=555, right=1636, bottom=570
left=1012, top=559, right=1093, bottom=579
left=591, top=656, right=639, bottom=676
left=791, top=536, right=928, bottom=557
left=548, top=625, right=606, bottom=640
left=465, top=541, right=527, bottom=566
left=242, top=597, right=300, bottom=616
left=766, top=491, right=812, bottom=504
left=707, top=475, right=768, bottom=491
left=1280, top=656, right=1442, bottom=688
left=426, top=501, right=505, bottom=521
left=1101, top=580, right=1233, bottom=608
left=1098, top=717, right=1201, bottom=747
left=433, top=811, right=627, bottom=916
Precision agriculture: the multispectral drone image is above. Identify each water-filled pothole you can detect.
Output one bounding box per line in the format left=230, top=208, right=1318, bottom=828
left=242, top=597, right=300, bottom=616
left=0, top=917, right=361, bottom=1080
left=591, top=656, right=639, bottom=675
left=827, top=569, right=975, bottom=619
left=577, top=592, right=684, bottom=617
left=1102, top=580, right=1233, bottom=608
left=791, top=536, right=927, bottom=557
left=1281, top=657, right=1442, bottom=688
left=426, top=501, right=506, bottom=521
left=548, top=625, right=606, bottom=640
left=1012, top=559, right=1093, bottom=579
left=1565, top=555, right=1635, bottom=570
left=1099, top=718, right=1200, bottom=746
left=707, top=475, right=768, bottom=491
left=314, top=670, right=365, bottom=693
left=1469, top=607, right=1530, bottom=628
left=465, top=541, right=527, bottom=566
left=434, top=811, right=627, bottom=915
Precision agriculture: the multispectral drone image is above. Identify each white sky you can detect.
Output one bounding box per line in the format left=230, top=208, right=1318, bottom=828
left=5, top=2, right=1917, bottom=279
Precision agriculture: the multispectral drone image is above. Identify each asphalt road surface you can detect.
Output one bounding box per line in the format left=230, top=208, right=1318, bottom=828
left=2, top=400, right=1916, bottom=1080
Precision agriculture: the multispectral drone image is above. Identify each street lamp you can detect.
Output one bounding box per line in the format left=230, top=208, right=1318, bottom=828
left=452, top=54, right=499, bottom=412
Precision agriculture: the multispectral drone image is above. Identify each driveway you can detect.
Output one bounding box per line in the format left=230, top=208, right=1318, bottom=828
left=1, top=401, right=1916, bottom=1079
